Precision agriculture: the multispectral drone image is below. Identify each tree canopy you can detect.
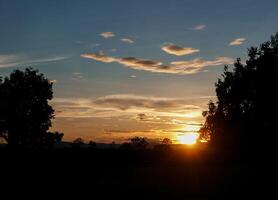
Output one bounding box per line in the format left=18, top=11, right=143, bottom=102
left=0, top=68, right=63, bottom=147
left=162, top=138, right=172, bottom=145
left=130, top=137, right=149, bottom=149
left=199, top=33, right=278, bottom=154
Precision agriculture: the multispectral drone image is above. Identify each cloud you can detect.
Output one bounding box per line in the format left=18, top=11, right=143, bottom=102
left=94, top=94, right=200, bottom=111
left=49, top=79, right=57, bottom=84
left=51, top=95, right=208, bottom=142
left=137, top=113, right=147, bottom=120
left=72, top=72, right=82, bottom=75
left=31, top=56, right=68, bottom=63
left=194, top=24, right=206, bottom=30
left=72, top=72, right=84, bottom=80
left=104, top=129, right=151, bottom=134
left=0, top=54, right=21, bottom=68
left=81, top=51, right=116, bottom=63
left=93, top=95, right=202, bottom=120
left=170, top=57, right=234, bottom=74
left=130, top=75, right=136, bottom=78
left=99, top=32, right=115, bottom=38
left=81, top=52, right=233, bottom=74
left=120, top=38, right=134, bottom=43
left=0, top=54, right=68, bottom=68
left=161, top=43, right=200, bottom=56
left=51, top=94, right=203, bottom=119
left=135, top=113, right=163, bottom=123
left=229, top=38, right=246, bottom=46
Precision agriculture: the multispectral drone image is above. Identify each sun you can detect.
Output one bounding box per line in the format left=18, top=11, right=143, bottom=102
left=177, top=133, right=199, bottom=145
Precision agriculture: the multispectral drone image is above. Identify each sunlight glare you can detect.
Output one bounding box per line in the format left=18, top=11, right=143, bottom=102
left=177, top=133, right=199, bottom=145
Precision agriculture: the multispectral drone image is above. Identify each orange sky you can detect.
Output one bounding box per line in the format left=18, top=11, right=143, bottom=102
left=50, top=95, right=211, bottom=143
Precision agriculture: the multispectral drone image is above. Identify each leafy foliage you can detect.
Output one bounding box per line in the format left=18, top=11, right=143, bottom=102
left=130, top=137, right=149, bottom=149
left=0, top=68, right=63, bottom=147
left=162, top=138, right=172, bottom=145
left=199, top=33, right=278, bottom=153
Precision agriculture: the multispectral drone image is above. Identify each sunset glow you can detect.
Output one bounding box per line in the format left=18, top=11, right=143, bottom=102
left=0, top=1, right=276, bottom=198
left=0, top=0, right=277, bottom=144
left=176, top=133, right=199, bottom=145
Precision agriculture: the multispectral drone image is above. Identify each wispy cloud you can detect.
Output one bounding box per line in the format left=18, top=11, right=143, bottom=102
left=99, top=32, right=115, bottom=39
left=84, top=43, right=101, bottom=50
left=51, top=94, right=203, bottom=119
left=161, top=43, right=200, bottom=56
left=130, top=75, right=136, bottom=78
left=30, top=56, right=68, bottom=63
left=51, top=95, right=209, bottom=143
left=72, top=72, right=84, bottom=80
left=120, top=38, right=134, bottom=43
left=49, top=79, right=57, bottom=84
left=94, top=94, right=200, bottom=112
left=0, top=54, right=21, bottom=68
left=81, top=51, right=233, bottom=75
left=104, top=129, right=152, bottom=134
left=229, top=38, right=246, bottom=46
left=0, top=54, right=68, bottom=68
left=194, top=24, right=206, bottom=30
left=169, top=57, right=234, bottom=74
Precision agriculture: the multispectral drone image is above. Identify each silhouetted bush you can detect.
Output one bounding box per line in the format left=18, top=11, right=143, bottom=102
left=162, top=138, right=172, bottom=145
left=88, top=140, right=97, bottom=149
left=43, top=131, right=64, bottom=148
left=72, top=137, right=85, bottom=148
left=130, top=137, right=149, bottom=149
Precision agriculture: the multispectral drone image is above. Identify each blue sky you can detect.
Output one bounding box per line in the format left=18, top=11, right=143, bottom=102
left=0, top=0, right=278, bottom=142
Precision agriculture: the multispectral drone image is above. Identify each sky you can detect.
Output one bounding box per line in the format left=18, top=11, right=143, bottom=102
left=0, top=0, right=278, bottom=143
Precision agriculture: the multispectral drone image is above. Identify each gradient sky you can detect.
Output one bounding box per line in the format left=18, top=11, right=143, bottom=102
left=1, top=0, right=278, bottom=143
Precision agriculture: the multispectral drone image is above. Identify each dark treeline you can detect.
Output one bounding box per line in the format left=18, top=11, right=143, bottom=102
left=199, top=32, right=278, bottom=160
left=0, top=33, right=277, bottom=198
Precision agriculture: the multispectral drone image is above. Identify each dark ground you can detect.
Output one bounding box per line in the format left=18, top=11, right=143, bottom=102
left=0, top=146, right=272, bottom=199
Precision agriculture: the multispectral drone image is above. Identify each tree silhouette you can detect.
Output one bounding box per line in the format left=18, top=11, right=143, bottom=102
left=88, top=140, right=97, bottom=149
left=72, top=137, right=85, bottom=148
left=120, top=142, right=132, bottom=150
left=153, top=137, right=172, bottom=151
left=43, top=131, right=64, bottom=148
left=130, top=137, right=149, bottom=149
left=0, top=68, right=59, bottom=147
left=0, top=77, right=6, bottom=141
left=199, top=33, right=278, bottom=154
left=162, top=138, right=172, bottom=145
